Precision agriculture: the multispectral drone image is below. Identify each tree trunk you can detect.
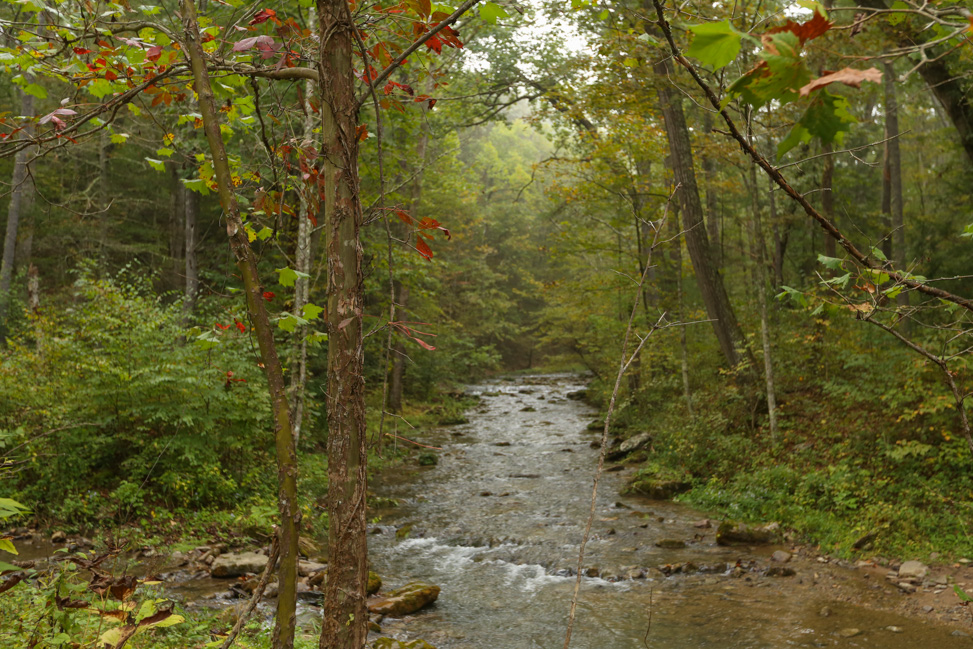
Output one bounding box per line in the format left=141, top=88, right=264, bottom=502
left=388, top=282, right=409, bottom=414
left=183, top=180, right=199, bottom=320
left=168, top=162, right=186, bottom=292
left=290, top=76, right=316, bottom=445
left=884, top=60, right=909, bottom=332
left=98, top=128, right=111, bottom=249
left=0, top=89, right=34, bottom=339
left=182, top=6, right=300, bottom=649
left=655, top=63, right=752, bottom=370
left=667, top=205, right=694, bottom=416
left=820, top=142, right=836, bottom=259
left=768, top=180, right=786, bottom=291
left=317, top=2, right=369, bottom=648
left=701, top=111, right=722, bottom=269
left=749, top=161, right=779, bottom=440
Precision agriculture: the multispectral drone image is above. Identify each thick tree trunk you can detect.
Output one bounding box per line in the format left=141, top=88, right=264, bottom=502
left=183, top=181, right=199, bottom=319
left=655, top=64, right=752, bottom=370
left=820, top=142, right=836, bottom=259
left=884, top=61, right=909, bottom=331
left=317, top=2, right=369, bottom=648
left=0, top=90, right=34, bottom=338
left=181, top=6, right=300, bottom=649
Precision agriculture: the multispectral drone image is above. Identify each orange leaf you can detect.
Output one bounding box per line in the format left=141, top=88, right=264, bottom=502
left=799, top=67, right=882, bottom=96
left=415, top=238, right=433, bottom=260
left=767, top=11, right=832, bottom=44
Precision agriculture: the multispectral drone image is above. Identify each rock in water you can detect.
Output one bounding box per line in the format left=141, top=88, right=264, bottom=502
left=210, top=551, right=269, bottom=578
left=716, top=521, right=778, bottom=546
left=655, top=539, right=686, bottom=549
left=606, top=432, right=653, bottom=461
left=371, top=639, right=437, bottom=649
left=367, top=582, right=440, bottom=616
left=771, top=550, right=792, bottom=563
left=898, top=560, right=928, bottom=580
left=367, top=571, right=382, bottom=595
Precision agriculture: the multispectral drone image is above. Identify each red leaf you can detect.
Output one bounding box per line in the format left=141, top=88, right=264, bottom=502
left=38, top=108, right=77, bottom=126
left=799, top=67, right=882, bottom=96
left=415, top=238, right=433, bottom=260
left=767, top=11, right=832, bottom=44
left=233, top=35, right=275, bottom=52
left=263, top=291, right=275, bottom=301
left=73, top=47, right=92, bottom=55
left=396, top=210, right=414, bottom=225
left=249, top=8, right=277, bottom=25
left=104, top=70, right=118, bottom=81
left=235, top=320, right=246, bottom=333
left=356, top=124, right=368, bottom=141
left=413, top=336, right=436, bottom=350
left=424, top=35, right=443, bottom=54
left=146, top=45, right=163, bottom=62
left=215, top=322, right=230, bottom=330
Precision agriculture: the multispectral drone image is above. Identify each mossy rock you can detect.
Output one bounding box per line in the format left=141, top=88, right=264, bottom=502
left=716, top=521, right=778, bottom=546
left=624, top=477, right=690, bottom=500
left=438, top=415, right=468, bottom=425
left=367, top=581, right=440, bottom=616
left=417, top=452, right=438, bottom=466
left=367, top=571, right=382, bottom=595
left=371, top=638, right=436, bottom=649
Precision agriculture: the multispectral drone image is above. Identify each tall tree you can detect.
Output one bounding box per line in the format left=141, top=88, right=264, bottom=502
left=883, top=60, right=909, bottom=331
left=0, top=89, right=33, bottom=339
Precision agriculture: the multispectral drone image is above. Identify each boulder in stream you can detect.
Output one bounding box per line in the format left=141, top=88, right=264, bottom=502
left=606, top=432, right=653, bottom=461
left=715, top=521, right=779, bottom=546
left=211, top=551, right=269, bottom=578
left=368, top=582, right=440, bottom=616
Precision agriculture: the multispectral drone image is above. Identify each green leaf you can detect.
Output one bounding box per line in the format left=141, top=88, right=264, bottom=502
left=955, top=584, right=973, bottom=603
left=88, top=78, right=114, bottom=99
left=23, top=83, right=47, bottom=99
left=779, top=91, right=856, bottom=157
left=144, top=158, right=166, bottom=172
left=686, top=20, right=742, bottom=71
left=302, top=303, right=324, bottom=320
left=276, top=267, right=309, bottom=288
left=278, top=311, right=308, bottom=333
left=887, top=1, right=908, bottom=25
left=110, top=133, right=129, bottom=144
left=960, top=224, right=973, bottom=239
left=0, top=538, right=17, bottom=555
left=182, top=178, right=211, bottom=196
left=156, top=147, right=174, bottom=158
left=817, top=254, right=845, bottom=270
left=0, top=560, right=20, bottom=572
left=478, top=2, right=509, bottom=24
left=255, top=227, right=273, bottom=241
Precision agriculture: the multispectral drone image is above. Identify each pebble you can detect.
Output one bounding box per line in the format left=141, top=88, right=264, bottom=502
left=884, top=626, right=904, bottom=633
left=837, top=628, right=861, bottom=638
left=818, top=606, right=833, bottom=617
left=771, top=550, right=791, bottom=563
left=922, top=605, right=934, bottom=613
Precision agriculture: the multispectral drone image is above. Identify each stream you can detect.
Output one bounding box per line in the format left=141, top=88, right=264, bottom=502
left=365, top=374, right=973, bottom=648
left=6, top=374, right=973, bottom=647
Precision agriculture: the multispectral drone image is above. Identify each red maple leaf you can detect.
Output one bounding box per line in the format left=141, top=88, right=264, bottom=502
left=235, top=320, right=246, bottom=333
left=262, top=291, right=275, bottom=301
left=767, top=11, right=832, bottom=44
left=249, top=8, right=277, bottom=25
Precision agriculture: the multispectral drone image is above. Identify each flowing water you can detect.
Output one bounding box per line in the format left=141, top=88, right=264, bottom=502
left=366, top=374, right=973, bottom=649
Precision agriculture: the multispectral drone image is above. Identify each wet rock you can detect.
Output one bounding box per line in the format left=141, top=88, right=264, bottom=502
left=771, top=551, right=792, bottom=563
left=922, top=605, right=934, bottom=613
left=622, top=566, right=645, bottom=580
left=493, top=441, right=511, bottom=447
left=299, top=560, right=327, bottom=577
left=50, top=531, right=67, bottom=543
left=625, top=477, right=691, bottom=500
left=297, top=587, right=323, bottom=603
left=655, top=539, right=686, bottom=549
left=566, top=389, right=587, bottom=401
left=418, top=452, right=438, bottom=466
left=716, top=522, right=778, bottom=546
left=589, top=440, right=601, bottom=449
left=211, top=551, right=269, bottom=578
left=885, top=626, right=904, bottom=633
left=520, top=406, right=537, bottom=412
left=767, top=566, right=796, bottom=577
left=951, top=630, right=970, bottom=637
left=895, top=581, right=917, bottom=593
left=583, top=567, right=600, bottom=578
left=898, top=560, right=928, bottom=580
left=818, top=606, right=833, bottom=617
left=170, top=551, right=187, bottom=567
left=606, top=432, right=653, bottom=461
left=587, top=419, right=604, bottom=431
left=837, top=628, right=862, bottom=638
left=368, top=582, right=440, bottom=616
left=479, top=491, right=492, bottom=497
left=693, top=519, right=712, bottom=529
left=371, top=639, right=437, bottom=649
left=367, top=571, right=382, bottom=596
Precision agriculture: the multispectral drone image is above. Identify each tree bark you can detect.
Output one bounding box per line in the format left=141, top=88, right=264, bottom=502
left=0, top=89, right=34, bottom=339
left=181, top=5, right=300, bottom=649
left=168, top=162, right=186, bottom=292
left=317, top=2, right=369, bottom=648
left=884, top=60, right=909, bottom=332
left=655, top=64, right=753, bottom=370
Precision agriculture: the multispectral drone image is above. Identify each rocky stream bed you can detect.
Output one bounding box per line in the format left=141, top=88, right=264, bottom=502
left=7, top=374, right=973, bottom=648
